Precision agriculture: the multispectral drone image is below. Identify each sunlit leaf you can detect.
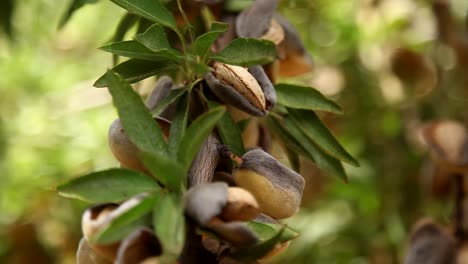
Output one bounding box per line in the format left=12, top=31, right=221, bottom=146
left=104, top=70, right=168, bottom=154
left=247, top=221, right=298, bottom=243
left=94, top=59, right=176, bottom=88
left=192, top=22, right=229, bottom=58
left=153, top=194, right=185, bottom=258
left=230, top=227, right=287, bottom=260
left=210, top=38, right=276, bottom=66
left=289, top=109, right=359, bottom=166
left=57, top=168, right=160, bottom=203
left=110, top=0, right=177, bottom=30
left=91, top=194, right=158, bottom=244
left=177, top=106, right=226, bottom=170
left=275, top=83, right=343, bottom=114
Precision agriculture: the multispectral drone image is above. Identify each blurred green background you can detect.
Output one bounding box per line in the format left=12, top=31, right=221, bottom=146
left=1, top=0, right=468, bottom=263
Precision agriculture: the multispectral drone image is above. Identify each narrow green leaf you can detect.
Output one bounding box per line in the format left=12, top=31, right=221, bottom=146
left=289, top=109, right=359, bottom=166
left=104, top=70, right=168, bottom=154
left=57, top=168, right=159, bottom=203
left=208, top=101, right=245, bottom=156
left=283, top=116, right=347, bottom=181
left=230, top=227, right=287, bottom=260
left=92, top=194, right=158, bottom=244
left=223, top=0, right=253, bottom=12
left=110, top=13, right=139, bottom=65
left=265, top=116, right=309, bottom=157
left=110, top=0, right=177, bottom=30
left=94, top=59, right=176, bottom=88
left=135, top=24, right=183, bottom=63
left=247, top=221, right=298, bottom=243
left=153, top=195, right=185, bottom=258
left=151, top=88, right=187, bottom=116
left=210, top=38, right=276, bottom=67
left=192, top=22, right=229, bottom=58
left=0, top=0, right=14, bottom=37
left=168, top=93, right=190, bottom=155
left=58, top=0, right=98, bottom=29
left=177, top=106, right=226, bottom=170
left=141, top=151, right=186, bottom=192
left=100, top=40, right=181, bottom=62
left=275, top=83, right=343, bottom=114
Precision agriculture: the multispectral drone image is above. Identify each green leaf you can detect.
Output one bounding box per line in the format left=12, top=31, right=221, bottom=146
left=57, top=168, right=160, bottom=203
left=104, top=70, right=168, bottom=154
left=288, top=109, right=359, bottom=166
left=208, top=101, right=245, bottom=156
left=283, top=116, right=347, bottom=181
left=230, top=227, right=287, bottom=260
left=247, top=221, right=298, bottom=243
left=110, top=0, right=177, bottom=30
left=153, top=194, right=185, bottom=258
left=210, top=38, right=276, bottom=67
left=58, top=0, right=98, bottom=29
left=135, top=24, right=184, bottom=63
left=151, top=88, right=187, bottom=116
left=275, top=83, right=343, bottom=114
left=141, top=151, right=186, bottom=192
left=177, top=106, right=226, bottom=170
left=100, top=40, right=180, bottom=62
left=92, top=194, right=158, bottom=244
left=94, top=59, right=176, bottom=88
left=265, top=116, right=309, bottom=157
left=223, top=0, right=253, bottom=12
left=0, top=0, right=14, bottom=37
left=192, top=22, right=229, bottom=58
left=110, top=13, right=139, bottom=65
left=168, top=93, right=190, bottom=155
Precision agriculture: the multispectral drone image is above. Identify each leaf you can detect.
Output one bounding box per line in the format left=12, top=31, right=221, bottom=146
left=135, top=24, right=184, bottom=63
left=230, top=227, right=287, bottom=260
left=94, top=59, right=176, bottom=88
left=282, top=116, right=347, bottom=181
left=208, top=101, right=245, bottom=156
left=210, top=38, right=276, bottom=67
left=192, top=22, right=229, bottom=58
left=265, top=116, right=309, bottom=157
left=110, top=13, right=139, bottom=65
left=104, top=70, right=168, bottom=155
left=92, top=194, right=158, bottom=244
left=177, top=106, right=226, bottom=170
left=100, top=40, right=180, bottom=62
left=247, top=221, right=298, bottom=243
left=58, top=0, right=98, bottom=29
left=0, top=0, right=14, bottom=37
left=151, top=88, right=187, bottom=116
left=141, top=151, right=186, bottom=192
left=168, top=93, right=190, bottom=155
left=275, top=83, right=343, bottom=114
left=57, top=168, right=160, bottom=203
left=224, top=0, right=253, bottom=12
left=110, top=0, right=177, bottom=30
left=153, top=194, right=185, bottom=257
left=288, top=109, right=359, bottom=166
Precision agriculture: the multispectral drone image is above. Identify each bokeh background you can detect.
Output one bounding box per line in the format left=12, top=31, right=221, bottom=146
left=1, top=0, right=468, bottom=263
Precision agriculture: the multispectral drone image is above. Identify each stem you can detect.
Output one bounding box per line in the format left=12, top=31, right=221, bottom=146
left=454, top=173, right=465, bottom=241
left=177, top=0, right=195, bottom=44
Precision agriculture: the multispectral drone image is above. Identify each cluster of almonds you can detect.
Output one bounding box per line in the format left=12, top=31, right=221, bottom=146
left=405, top=120, right=468, bottom=264
left=77, top=0, right=315, bottom=263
